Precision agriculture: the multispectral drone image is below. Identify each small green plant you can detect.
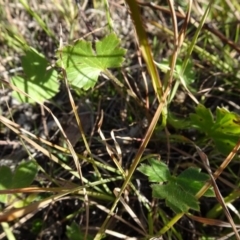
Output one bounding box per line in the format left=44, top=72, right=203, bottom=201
left=138, top=158, right=214, bottom=214
left=190, top=104, right=240, bottom=154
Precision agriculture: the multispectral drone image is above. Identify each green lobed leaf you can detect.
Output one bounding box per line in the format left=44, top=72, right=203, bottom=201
left=138, top=159, right=170, bottom=182
left=190, top=104, right=240, bottom=154
left=59, top=33, right=126, bottom=89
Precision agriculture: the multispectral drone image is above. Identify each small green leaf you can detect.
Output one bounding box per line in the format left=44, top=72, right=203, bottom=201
left=59, top=33, right=126, bottom=89
left=12, top=161, right=38, bottom=188
left=138, top=159, right=170, bottom=182
left=12, top=47, right=59, bottom=103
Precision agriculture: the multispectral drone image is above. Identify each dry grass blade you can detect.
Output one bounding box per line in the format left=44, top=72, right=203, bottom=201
left=0, top=186, right=71, bottom=194
left=110, top=129, right=123, bottom=165
left=113, top=188, right=147, bottom=234
left=95, top=0, right=185, bottom=237
left=91, top=199, right=146, bottom=236
left=97, top=110, right=125, bottom=176
left=196, top=139, right=240, bottom=198
left=0, top=189, right=75, bottom=222
left=95, top=97, right=167, bottom=239
left=196, top=146, right=240, bottom=240
left=0, top=115, right=80, bottom=179
left=137, top=1, right=240, bottom=54
left=1, top=79, right=82, bottom=177
left=187, top=213, right=240, bottom=228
